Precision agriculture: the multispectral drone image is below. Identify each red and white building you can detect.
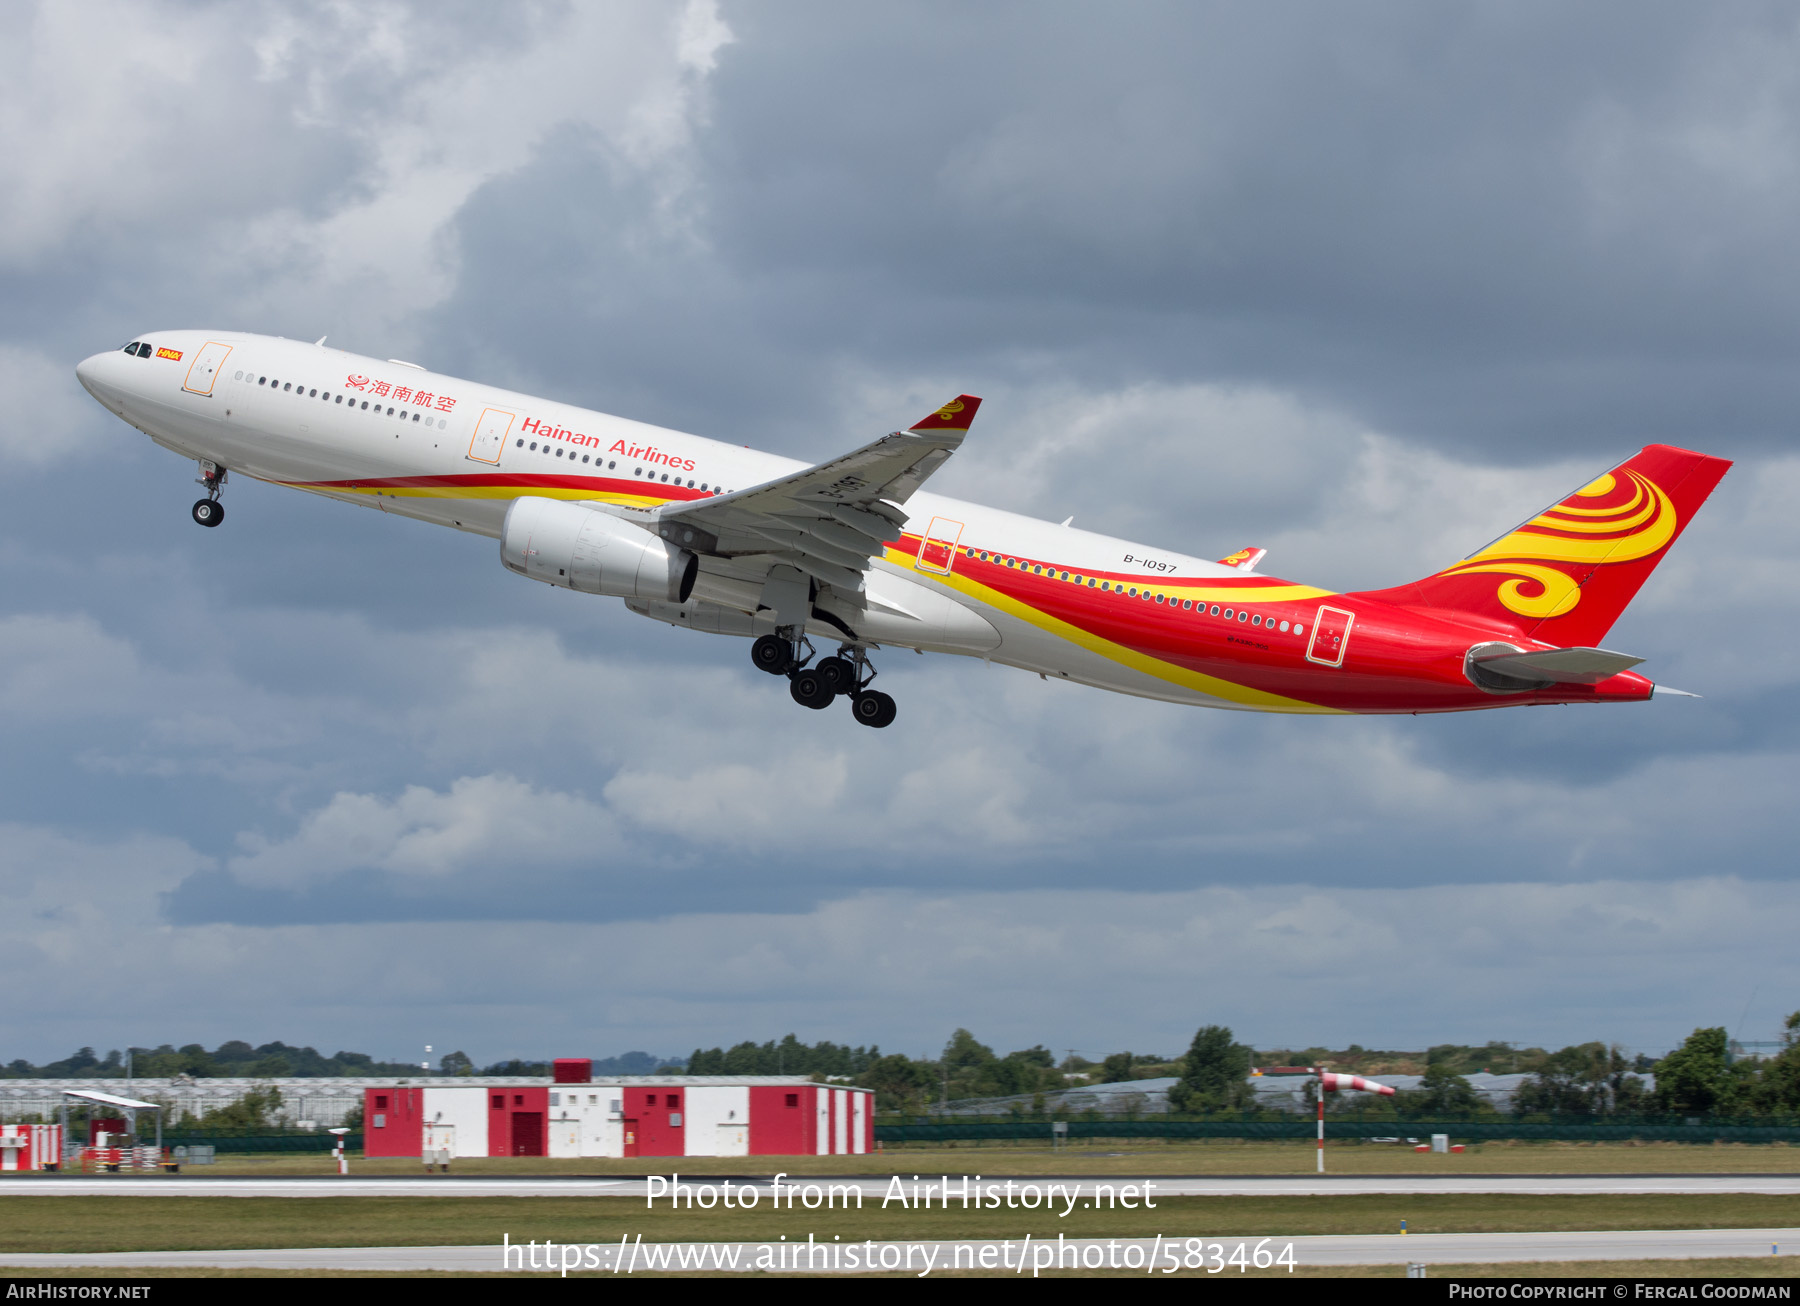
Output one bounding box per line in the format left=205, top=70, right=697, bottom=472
left=0, top=1124, right=61, bottom=1170
left=363, top=1060, right=874, bottom=1159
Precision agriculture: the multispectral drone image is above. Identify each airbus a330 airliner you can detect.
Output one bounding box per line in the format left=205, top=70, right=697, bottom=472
left=76, top=332, right=1729, bottom=727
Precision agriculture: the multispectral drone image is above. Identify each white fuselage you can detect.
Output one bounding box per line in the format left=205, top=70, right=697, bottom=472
left=77, top=330, right=1278, bottom=709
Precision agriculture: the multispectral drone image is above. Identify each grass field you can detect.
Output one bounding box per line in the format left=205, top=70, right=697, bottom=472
left=0, top=1193, right=1795, bottom=1253
left=21, top=1138, right=1797, bottom=1178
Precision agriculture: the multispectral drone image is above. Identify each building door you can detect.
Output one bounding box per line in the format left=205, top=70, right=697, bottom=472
left=510, top=1112, right=544, bottom=1156
left=914, top=517, right=964, bottom=575
left=467, top=408, right=514, bottom=464
left=1305, top=605, right=1355, bottom=668
left=714, top=1124, right=748, bottom=1157
left=621, top=1119, right=639, bottom=1158
left=548, top=1116, right=581, bottom=1158
left=182, top=342, right=233, bottom=396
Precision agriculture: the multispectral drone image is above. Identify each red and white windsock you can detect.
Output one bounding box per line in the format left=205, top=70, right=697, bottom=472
left=1318, top=1072, right=1395, bottom=1096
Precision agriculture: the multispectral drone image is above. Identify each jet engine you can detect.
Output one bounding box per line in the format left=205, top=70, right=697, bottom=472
left=500, top=496, right=697, bottom=603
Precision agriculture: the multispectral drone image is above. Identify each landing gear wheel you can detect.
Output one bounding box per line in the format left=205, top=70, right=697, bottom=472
left=192, top=499, right=224, bottom=528
left=815, top=656, right=855, bottom=696
left=789, top=668, right=835, bottom=710
left=751, top=634, right=792, bottom=676
left=851, top=690, right=897, bottom=728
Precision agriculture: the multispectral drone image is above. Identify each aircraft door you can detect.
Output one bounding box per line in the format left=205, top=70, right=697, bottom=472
left=182, top=342, right=233, bottom=396
left=467, top=408, right=515, bottom=464
left=1305, top=605, right=1355, bottom=667
left=914, top=516, right=964, bottom=575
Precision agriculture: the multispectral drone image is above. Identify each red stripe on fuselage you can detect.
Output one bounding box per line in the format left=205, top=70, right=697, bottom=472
left=905, top=540, right=1651, bottom=713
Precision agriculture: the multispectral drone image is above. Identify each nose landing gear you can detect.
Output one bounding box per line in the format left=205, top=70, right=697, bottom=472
left=191, top=461, right=227, bottom=528
left=749, top=633, right=898, bottom=727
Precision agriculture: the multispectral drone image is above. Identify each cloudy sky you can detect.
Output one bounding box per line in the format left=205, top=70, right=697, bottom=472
left=4, top=0, right=1798, bottom=1069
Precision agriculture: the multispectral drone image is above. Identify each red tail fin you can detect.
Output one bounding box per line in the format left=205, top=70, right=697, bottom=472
left=1365, top=444, right=1731, bottom=646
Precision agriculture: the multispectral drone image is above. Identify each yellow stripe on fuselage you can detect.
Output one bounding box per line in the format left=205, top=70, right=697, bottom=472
left=895, top=548, right=1346, bottom=714
left=284, top=480, right=671, bottom=510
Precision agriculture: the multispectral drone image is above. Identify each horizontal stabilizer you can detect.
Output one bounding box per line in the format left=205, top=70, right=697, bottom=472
left=1471, top=645, right=1644, bottom=686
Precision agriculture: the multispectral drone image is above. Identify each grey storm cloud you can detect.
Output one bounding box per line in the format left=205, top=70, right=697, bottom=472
left=0, top=0, right=1794, bottom=1063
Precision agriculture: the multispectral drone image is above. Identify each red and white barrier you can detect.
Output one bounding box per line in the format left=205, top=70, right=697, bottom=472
left=0, top=1124, right=62, bottom=1170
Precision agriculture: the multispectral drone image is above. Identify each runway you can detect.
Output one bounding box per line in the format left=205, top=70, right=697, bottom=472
left=0, top=1228, right=1793, bottom=1273
left=1, top=1173, right=1797, bottom=1198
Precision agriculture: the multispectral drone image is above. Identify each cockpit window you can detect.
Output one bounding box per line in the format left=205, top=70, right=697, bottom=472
left=123, top=342, right=140, bottom=353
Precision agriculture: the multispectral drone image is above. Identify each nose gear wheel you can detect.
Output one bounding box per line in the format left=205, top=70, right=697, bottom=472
left=192, top=461, right=227, bottom=528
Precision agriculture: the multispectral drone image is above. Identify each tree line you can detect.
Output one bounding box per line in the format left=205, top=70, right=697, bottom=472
left=12, top=1014, right=1800, bottom=1119
left=0, top=1044, right=690, bottom=1081
left=697, top=1015, right=1800, bottom=1118
left=1, top=1041, right=426, bottom=1080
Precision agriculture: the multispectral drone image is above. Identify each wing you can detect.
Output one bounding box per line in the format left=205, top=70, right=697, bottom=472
left=641, top=395, right=981, bottom=597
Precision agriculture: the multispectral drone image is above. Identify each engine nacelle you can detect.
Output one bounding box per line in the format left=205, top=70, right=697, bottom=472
left=500, top=496, right=697, bottom=603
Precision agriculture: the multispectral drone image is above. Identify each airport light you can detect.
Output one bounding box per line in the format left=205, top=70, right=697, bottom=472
left=328, top=1127, right=350, bottom=1176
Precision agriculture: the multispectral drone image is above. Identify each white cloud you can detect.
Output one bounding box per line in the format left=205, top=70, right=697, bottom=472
left=229, top=773, right=621, bottom=890
left=0, top=1, right=732, bottom=344
left=4, top=853, right=1795, bottom=1062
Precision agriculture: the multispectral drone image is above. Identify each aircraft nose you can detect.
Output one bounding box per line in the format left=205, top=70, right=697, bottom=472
left=75, top=351, right=107, bottom=397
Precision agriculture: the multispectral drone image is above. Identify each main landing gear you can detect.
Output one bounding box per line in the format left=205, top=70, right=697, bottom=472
left=191, top=461, right=227, bottom=528
left=751, top=633, right=897, bottom=728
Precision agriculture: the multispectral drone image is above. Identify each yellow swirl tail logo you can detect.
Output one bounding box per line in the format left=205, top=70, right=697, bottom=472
left=1437, top=468, right=1676, bottom=621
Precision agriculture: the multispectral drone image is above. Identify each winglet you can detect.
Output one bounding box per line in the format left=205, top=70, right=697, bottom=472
left=909, top=395, right=982, bottom=432
left=1217, top=546, right=1267, bottom=571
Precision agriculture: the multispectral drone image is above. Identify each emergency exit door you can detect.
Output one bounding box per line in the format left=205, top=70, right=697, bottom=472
left=1305, top=605, right=1355, bottom=668
left=914, top=517, right=964, bottom=575
left=182, top=342, right=233, bottom=396
left=467, top=408, right=515, bottom=464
